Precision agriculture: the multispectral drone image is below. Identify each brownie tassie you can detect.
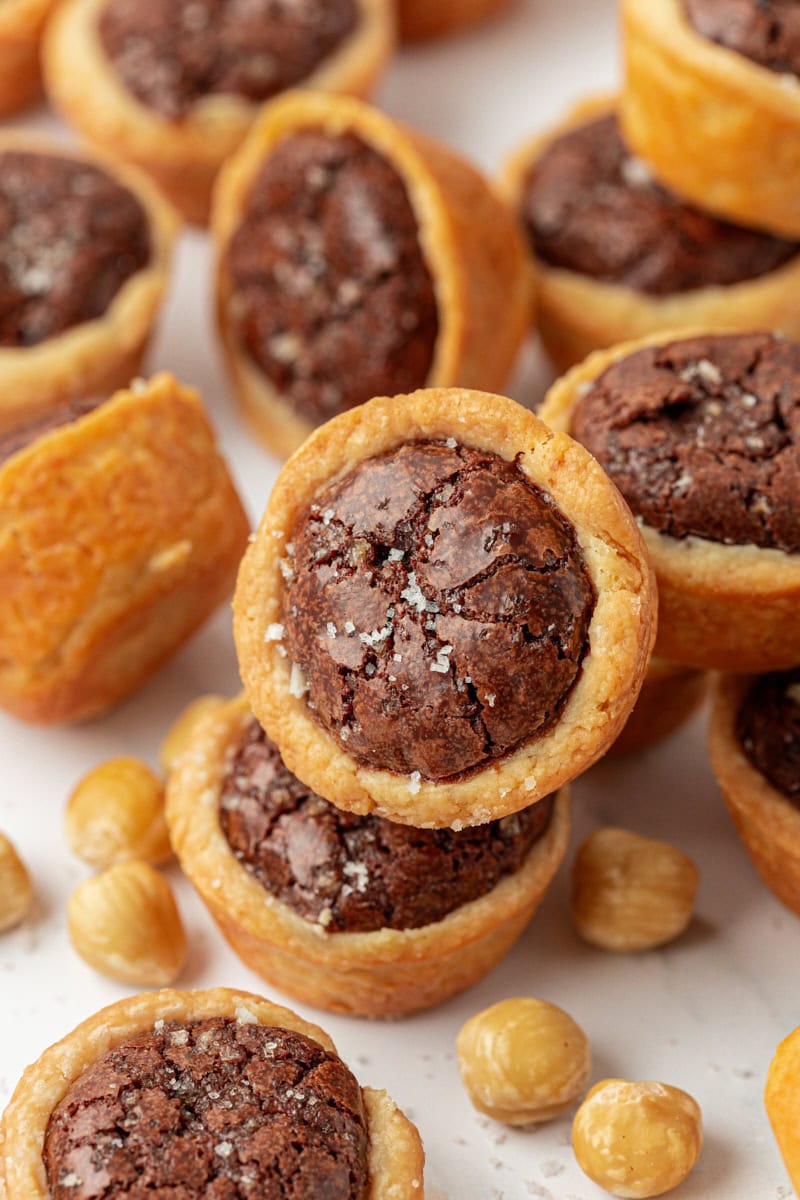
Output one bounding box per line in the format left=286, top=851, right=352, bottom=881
left=167, top=696, right=571, bottom=1017
left=0, top=136, right=176, bottom=433
left=609, top=657, right=707, bottom=758
left=233, top=387, right=655, bottom=829
left=621, top=0, right=800, bottom=239
left=541, top=330, right=800, bottom=672
left=397, top=0, right=513, bottom=41
left=0, top=987, right=425, bottom=1198
left=0, top=0, right=57, bottom=114
left=500, top=96, right=800, bottom=371
left=709, top=671, right=800, bottom=917
left=213, top=92, right=533, bottom=459
left=43, top=0, right=394, bottom=224
left=0, top=374, right=249, bottom=724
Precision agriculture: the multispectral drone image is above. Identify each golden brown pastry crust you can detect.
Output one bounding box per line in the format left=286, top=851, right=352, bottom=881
left=233, top=387, right=656, bottom=829
left=765, top=1026, right=800, bottom=1195
left=0, top=987, right=425, bottom=1199
left=621, top=0, right=800, bottom=238
left=397, top=0, right=513, bottom=41
left=500, top=94, right=800, bottom=372
left=609, top=657, right=707, bottom=757
left=212, top=91, right=535, bottom=460
left=709, top=674, right=800, bottom=918
left=0, top=373, right=250, bottom=724
left=540, top=331, right=800, bottom=672
left=0, top=0, right=56, bottom=114
left=166, top=694, right=572, bottom=1018
left=0, top=132, right=177, bottom=433
left=43, top=0, right=395, bottom=224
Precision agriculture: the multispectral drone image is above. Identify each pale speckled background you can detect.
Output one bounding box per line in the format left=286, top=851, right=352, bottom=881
left=1, top=1, right=797, bottom=1196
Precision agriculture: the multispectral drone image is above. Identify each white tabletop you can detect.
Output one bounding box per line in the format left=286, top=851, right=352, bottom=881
left=1, top=2, right=796, bottom=1197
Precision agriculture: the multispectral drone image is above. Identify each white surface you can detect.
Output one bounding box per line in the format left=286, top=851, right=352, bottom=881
left=0, top=2, right=796, bottom=1197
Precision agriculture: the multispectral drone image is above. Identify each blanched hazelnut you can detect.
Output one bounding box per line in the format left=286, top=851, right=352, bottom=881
left=0, top=833, right=33, bottom=932
left=66, top=757, right=171, bottom=869
left=571, top=827, right=699, bottom=952
left=572, top=1079, right=703, bottom=1198
left=68, top=860, right=187, bottom=985
left=456, top=997, right=591, bottom=1125
left=159, top=695, right=226, bottom=774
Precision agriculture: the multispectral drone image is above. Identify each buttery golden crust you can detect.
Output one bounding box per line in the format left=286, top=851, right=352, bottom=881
left=166, top=694, right=571, bottom=1017
left=0, top=132, right=177, bottom=433
left=709, top=674, right=800, bottom=918
left=397, top=0, right=513, bottom=41
left=43, top=0, right=395, bottom=224
left=621, top=0, right=800, bottom=238
left=212, top=91, right=535, bottom=459
left=500, top=93, right=800, bottom=372
left=609, top=657, right=707, bottom=757
left=0, top=987, right=425, bottom=1199
left=0, top=0, right=57, bottom=114
left=233, top=387, right=656, bottom=828
left=540, top=331, right=800, bottom=672
left=0, top=373, right=250, bottom=724
left=765, top=1025, right=800, bottom=1195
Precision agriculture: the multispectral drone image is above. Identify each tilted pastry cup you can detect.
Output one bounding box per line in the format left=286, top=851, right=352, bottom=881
left=0, top=373, right=250, bottom=724
left=233, top=386, right=656, bottom=828
left=500, top=93, right=800, bottom=372
left=166, top=695, right=572, bottom=1019
left=43, top=0, right=395, bottom=223
left=397, top=0, right=514, bottom=41
left=213, top=90, right=535, bottom=459
left=0, top=0, right=57, bottom=114
left=0, top=987, right=425, bottom=1199
left=541, top=331, right=800, bottom=673
left=621, top=0, right=800, bottom=238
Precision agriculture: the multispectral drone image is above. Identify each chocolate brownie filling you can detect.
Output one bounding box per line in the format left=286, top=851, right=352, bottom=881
left=220, top=718, right=556, bottom=931
left=737, top=670, right=800, bottom=805
left=280, top=440, right=595, bottom=781
left=0, top=152, right=150, bottom=349
left=0, top=396, right=103, bottom=468
left=225, top=130, right=439, bottom=427
left=571, top=332, right=800, bottom=551
left=684, top=0, right=800, bottom=77
left=44, top=1017, right=369, bottom=1200
left=99, top=0, right=359, bottom=120
left=521, top=113, right=798, bottom=295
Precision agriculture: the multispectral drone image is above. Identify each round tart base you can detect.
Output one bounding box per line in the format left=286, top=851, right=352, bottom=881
left=0, top=134, right=177, bottom=433
left=609, top=657, right=707, bottom=757
left=213, top=91, right=534, bottom=460
left=233, top=386, right=656, bottom=828
left=0, top=0, right=56, bottom=115
left=43, top=0, right=395, bottom=224
left=621, top=0, right=800, bottom=238
left=541, top=332, right=800, bottom=673
left=0, top=987, right=425, bottom=1199
left=397, top=0, right=513, bottom=41
left=166, top=695, right=571, bottom=1019
left=500, top=94, right=800, bottom=372
left=0, top=373, right=250, bottom=724
left=709, top=674, right=800, bottom=918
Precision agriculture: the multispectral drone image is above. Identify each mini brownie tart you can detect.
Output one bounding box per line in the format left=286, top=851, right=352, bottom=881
left=709, top=671, right=800, bottom=917
left=233, top=387, right=655, bottom=829
left=0, top=0, right=57, bottom=114
left=541, top=330, right=800, bottom=672
left=621, top=0, right=800, bottom=239
left=167, top=695, right=571, bottom=1017
left=397, top=0, right=514, bottom=41
left=0, top=987, right=425, bottom=1199
left=214, top=92, right=533, bottom=460
left=609, top=657, right=707, bottom=757
left=0, top=373, right=249, bottom=724
left=0, top=135, right=176, bottom=433
left=43, top=0, right=394, bottom=224
left=500, top=96, right=800, bottom=371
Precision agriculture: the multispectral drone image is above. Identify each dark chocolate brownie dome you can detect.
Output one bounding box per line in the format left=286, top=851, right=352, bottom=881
left=737, top=669, right=800, bottom=805
left=684, top=0, right=800, bottom=77
left=280, top=439, right=595, bottom=781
